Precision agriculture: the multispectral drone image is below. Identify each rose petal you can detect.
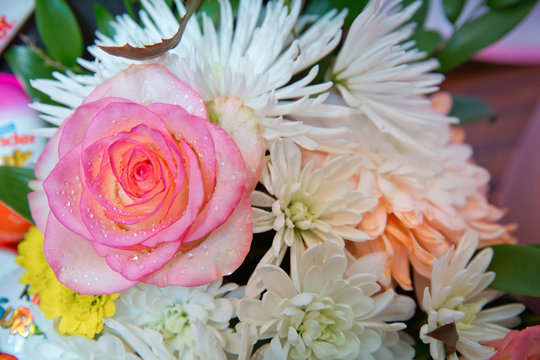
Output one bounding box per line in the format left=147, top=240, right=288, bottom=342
left=83, top=64, right=206, bottom=119
left=140, top=140, right=205, bottom=247
left=34, top=125, right=62, bottom=180
left=146, top=103, right=216, bottom=202
left=58, top=97, right=129, bottom=157
left=184, top=121, right=248, bottom=242
left=207, top=97, right=266, bottom=191
left=43, top=213, right=137, bottom=295
left=28, top=183, right=49, bottom=232
left=82, top=102, right=172, bottom=152
left=92, top=239, right=181, bottom=281
left=143, top=192, right=253, bottom=287
left=42, top=144, right=91, bottom=239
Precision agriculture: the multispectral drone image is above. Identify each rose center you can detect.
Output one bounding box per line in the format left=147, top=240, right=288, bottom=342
left=133, top=160, right=152, bottom=181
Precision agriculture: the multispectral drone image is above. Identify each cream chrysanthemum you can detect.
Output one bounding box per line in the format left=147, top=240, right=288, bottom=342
left=248, top=139, right=376, bottom=295
left=332, top=0, right=454, bottom=155
left=112, top=279, right=241, bottom=359
left=31, top=0, right=347, bottom=148
left=238, top=241, right=416, bottom=360
left=420, top=230, right=525, bottom=360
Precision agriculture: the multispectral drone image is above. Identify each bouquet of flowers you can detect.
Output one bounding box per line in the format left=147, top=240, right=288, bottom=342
left=1, top=0, right=539, bottom=359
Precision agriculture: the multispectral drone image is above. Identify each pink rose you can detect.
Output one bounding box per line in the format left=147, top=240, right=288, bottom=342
left=487, top=326, right=540, bottom=360
left=29, top=64, right=262, bottom=295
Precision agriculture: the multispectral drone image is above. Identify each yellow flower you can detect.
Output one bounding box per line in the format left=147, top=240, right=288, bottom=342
left=16, top=227, right=119, bottom=338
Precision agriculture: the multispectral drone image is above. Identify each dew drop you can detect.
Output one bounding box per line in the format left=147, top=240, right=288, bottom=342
left=65, top=201, right=71, bottom=207
left=187, top=252, right=194, bottom=259
left=60, top=265, right=66, bottom=272
left=131, top=255, right=139, bottom=261
left=83, top=273, right=89, bottom=279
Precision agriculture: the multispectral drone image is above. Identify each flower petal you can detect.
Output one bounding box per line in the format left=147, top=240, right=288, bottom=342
left=143, top=193, right=253, bottom=287
left=184, top=121, right=248, bottom=242
left=83, top=63, right=206, bottom=119
left=43, top=144, right=90, bottom=239
left=43, top=213, right=137, bottom=295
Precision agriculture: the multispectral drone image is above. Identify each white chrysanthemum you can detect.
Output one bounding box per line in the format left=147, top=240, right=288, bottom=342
left=112, top=279, right=242, bottom=359
left=238, top=241, right=416, bottom=360
left=332, top=0, right=455, bottom=155
left=247, top=139, right=376, bottom=294
left=420, top=230, right=525, bottom=360
left=24, top=306, right=175, bottom=360
left=30, top=0, right=347, bottom=147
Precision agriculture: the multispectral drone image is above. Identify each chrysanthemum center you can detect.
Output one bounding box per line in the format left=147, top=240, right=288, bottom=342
left=456, top=301, right=483, bottom=326
left=281, top=295, right=354, bottom=359
left=149, top=304, right=191, bottom=340
left=287, top=201, right=315, bottom=229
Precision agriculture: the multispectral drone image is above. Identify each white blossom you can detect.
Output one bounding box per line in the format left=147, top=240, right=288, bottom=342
left=238, top=241, right=416, bottom=359
left=420, top=230, right=525, bottom=360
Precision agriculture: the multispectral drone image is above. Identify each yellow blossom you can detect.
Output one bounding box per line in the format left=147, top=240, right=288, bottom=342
left=15, top=227, right=119, bottom=338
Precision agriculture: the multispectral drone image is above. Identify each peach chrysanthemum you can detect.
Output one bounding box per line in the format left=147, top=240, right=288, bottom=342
left=345, top=121, right=515, bottom=291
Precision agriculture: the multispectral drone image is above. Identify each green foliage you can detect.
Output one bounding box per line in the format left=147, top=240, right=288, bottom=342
left=4, top=46, right=57, bottom=103
left=94, top=4, right=116, bottom=38
left=411, top=29, right=443, bottom=57
left=197, top=0, right=240, bottom=24
left=437, top=0, right=538, bottom=71
left=403, top=0, right=429, bottom=26
left=443, top=0, right=466, bottom=23
left=450, top=94, right=496, bottom=124
left=488, top=244, right=540, bottom=297
left=35, top=0, right=83, bottom=68
left=487, top=0, right=524, bottom=9
left=0, top=166, right=35, bottom=222
left=304, top=0, right=369, bottom=26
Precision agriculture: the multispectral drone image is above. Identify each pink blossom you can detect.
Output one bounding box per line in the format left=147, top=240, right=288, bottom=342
left=29, top=64, right=262, bottom=295
left=487, top=326, right=540, bottom=360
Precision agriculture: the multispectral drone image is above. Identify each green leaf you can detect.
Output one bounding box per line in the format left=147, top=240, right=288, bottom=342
left=94, top=4, right=116, bottom=38
left=443, top=0, right=466, bottom=23
left=488, top=0, right=523, bottom=9
left=449, top=94, right=496, bottom=124
left=403, top=0, right=429, bottom=26
left=411, top=29, right=443, bottom=57
left=0, top=166, right=34, bottom=222
left=123, top=0, right=138, bottom=20
left=34, top=0, right=83, bottom=67
left=4, top=45, right=57, bottom=103
left=197, top=0, right=240, bottom=25
left=437, top=0, right=538, bottom=72
left=488, top=244, right=540, bottom=297
left=304, top=0, right=369, bottom=26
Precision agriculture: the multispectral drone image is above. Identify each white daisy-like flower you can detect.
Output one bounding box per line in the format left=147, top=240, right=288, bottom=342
left=112, top=278, right=242, bottom=359
left=30, top=0, right=347, bottom=147
left=238, top=241, right=416, bottom=360
left=420, top=230, right=525, bottom=360
left=248, top=139, right=376, bottom=294
left=332, top=0, right=455, bottom=155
